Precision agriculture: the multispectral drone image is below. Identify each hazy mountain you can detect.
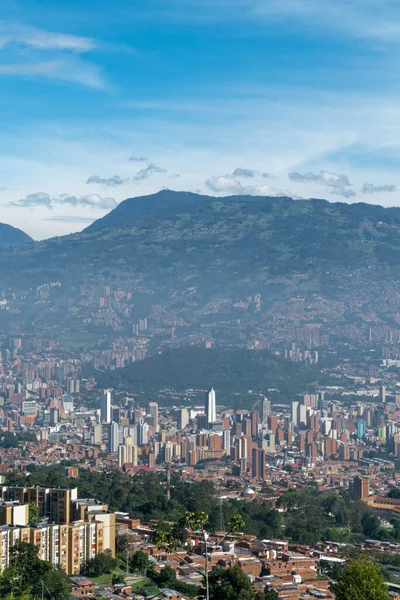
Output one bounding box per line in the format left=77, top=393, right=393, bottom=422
left=1, top=192, right=400, bottom=292
left=84, top=189, right=208, bottom=232
left=1, top=191, right=400, bottom=344
left=0, top=223, right=32, bottom=250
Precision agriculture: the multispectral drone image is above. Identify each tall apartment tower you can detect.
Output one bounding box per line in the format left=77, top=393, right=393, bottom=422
left=100, top=389, right=112, bottom=424
left=108, top=422, right=119, bottom=453
left=353, top=475, right=370, bottom=500
left=261, top=397, right=271, bottom=423
left=178, top=408, right=189, bottom=430
left=148, top=402, right=159, bottom=432
left=205, top=386, right=217, bottom=425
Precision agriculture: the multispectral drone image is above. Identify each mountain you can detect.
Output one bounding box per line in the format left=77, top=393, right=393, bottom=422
left=1, top=191, right=400, bottom=346
left=0, top=223, right=32, bottom=250
left=84, top=189, right=208, bottom=232
left=88, top=346, right=322, bottom=406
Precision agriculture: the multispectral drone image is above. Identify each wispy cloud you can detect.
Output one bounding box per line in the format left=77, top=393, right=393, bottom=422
left=362, top=182, right=397, bottom=194
left=128, top=155, right=149, bottom=163
left=288, top=170, right=355, bottom=198
left=233, top=167, right=271, bottom=178
left=133, top=163, right=168, bottom=181
left=86, top=175, right=128, bottom=187
left=10, top=192, right=117, bottom=210
left=289, top=170, right=351, bottom=188
left=329, top=188, right=356, bottom=199
left=0, top=59, right=106, bottom=88
left=86, top=163, right=174, bottom=188
left=252, top=0, right=400, bottom=43
left=41, top=216, right=96, bottom=223
left=0, top=30, right=96, bottom=52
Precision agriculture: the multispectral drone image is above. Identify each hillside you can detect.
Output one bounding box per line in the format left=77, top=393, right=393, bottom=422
left=1, top=191, right=400, bottom=346
left=88, top=346, right=320, bottom=404
left=2, top=192, right=400, bottom=289
left=84, top=190, right=207, bottom=232
left=0, top=223, right=32, bottom=249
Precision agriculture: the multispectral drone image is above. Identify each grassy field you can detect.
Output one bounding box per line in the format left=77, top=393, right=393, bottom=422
left=56, top=331, right=103, bottom=349
left=131, top=578, right=160, bottom=595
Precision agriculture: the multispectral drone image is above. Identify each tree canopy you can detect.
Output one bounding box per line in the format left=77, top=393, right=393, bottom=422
left=335, top=559, right=390, bottom=600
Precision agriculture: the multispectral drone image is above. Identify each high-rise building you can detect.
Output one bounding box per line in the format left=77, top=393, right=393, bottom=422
left=252, top=448, right=267, bottom=480
left=148, top=402, right=159, bottom=432
left=67, top=378, right=80, bottom=394
left=353, top=475, right=369, bottom=500
left=261, top=397, right=271, bottom=423
left=291, top=401, right=299, bottom=426
left=178, top=408, right=189, bottom=430
left=49, top=407, right=59, bottom=426
left=108, top=422, right=119, bottom=453
left=223, top=429, right=231, bottom=452
left=100, top=389, right=112, bottom=424
left=205, top=387, right=217, bottom=425
left=137, top=420, right=149, bottom=445
left=356, top=419, right=367, bottom=439
left=93, top=423, right=102, bottom=445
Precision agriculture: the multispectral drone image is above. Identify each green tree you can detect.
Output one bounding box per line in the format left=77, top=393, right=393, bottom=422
left=112, top=573, right=125, bottom=585
left=361, top=513, right=381, bottom=538
left=84, top=550, right=117, bottom=577
left=335, top=559, right=390, bottom=600
left=130, top=550, right=150, bottom=574
left=28, top=503, right=38, bottom=526
left=0, top=542, right=70, bottom=600
left=208, top=565, right=254, bottom=600
left=116, top=533, right=130, bottom=558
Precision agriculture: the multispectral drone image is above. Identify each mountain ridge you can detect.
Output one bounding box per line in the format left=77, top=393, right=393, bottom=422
left=0, top=222, right=33, bottom=250
left=0, top=190, right=399, bottom=346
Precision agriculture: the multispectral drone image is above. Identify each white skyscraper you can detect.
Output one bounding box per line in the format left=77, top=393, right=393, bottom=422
left=205, top=386, right=217, bottom=425
left=223, top=429, right=231, bottom=451
left=137, top=419, right=149, bottom=446
left=100, top=389, right=112, bottom=424
left=291, top=401, right=299, bottom=426
left=108, top=422, right=119, bottom=453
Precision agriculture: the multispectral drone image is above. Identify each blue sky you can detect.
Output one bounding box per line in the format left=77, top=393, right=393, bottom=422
left=1, top=0, right=400, bottom=239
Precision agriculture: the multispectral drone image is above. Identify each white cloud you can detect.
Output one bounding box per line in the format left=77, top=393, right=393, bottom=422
left=206, top=174, right=292, bottom=197
left=133, top=163, right=168, bottom=181
left=10, top=192, right=117, bottom=210
left=362, top=183, right=397, bottom=193
left=252, top=0, right=400, bottom=43
left=0, top=30, right=96, bottom=52
left=0, top=59, right=106, bottom=88
left=128, top=155, right=149, bottom=163
left=86, top=175, right=128, bottom=187
left=232, top=167, right=271, bottom=178
left=289, top=170, right=351, bottom=188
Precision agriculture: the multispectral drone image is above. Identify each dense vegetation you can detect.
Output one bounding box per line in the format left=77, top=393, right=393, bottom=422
left=335, top=559, right=390, bottom=600
left=0, top=541, right=70, bottom=600
left=2, top=191, right=400, bottom=298
left=89, top=346, right=320, bottom=403
left=9, top=466, right=400, bottom=547
left=0, top=431, right=37, bottom=448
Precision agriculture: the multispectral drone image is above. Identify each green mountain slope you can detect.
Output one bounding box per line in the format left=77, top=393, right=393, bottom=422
left=0, top=223, right=32, bottom=250
left=84, top=189, right=207, bottom=232
left=88, top=346, right=320, bottom=404
left=1, top=191, right=400, bottom=347
left=1, top=192, right=400, bottom=292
